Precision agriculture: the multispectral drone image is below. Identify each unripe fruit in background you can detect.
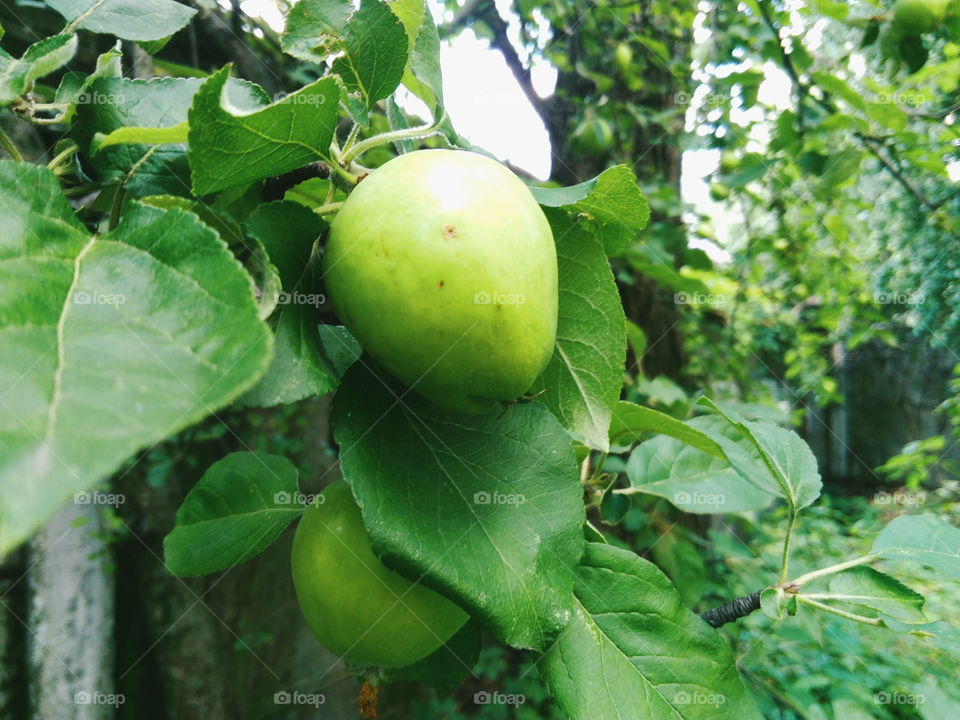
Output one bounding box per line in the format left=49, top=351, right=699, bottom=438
left=324, top=149, right=558, bottom=414
left=614, top=42, right=633, bottom=74
left=892, top=0, right=949, bottom=34
left=570, top=115, right=615, bottom=155
left=291, top=481, right=469, bottom=668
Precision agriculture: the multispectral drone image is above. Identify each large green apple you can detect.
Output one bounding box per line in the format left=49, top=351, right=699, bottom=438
left=323, top=149, right=558, bottom=414
left=291, top=480, right=468, bottom=668
left=892, top=0, right=949, bottom=33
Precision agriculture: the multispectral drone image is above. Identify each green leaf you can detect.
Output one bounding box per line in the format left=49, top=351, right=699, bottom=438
left=540, top=543, right=762, bottom=720
left=402, top=4, right=444, bottom=113
left=188, top=67, right=340, bottom=195
left=531, top=165, right=651, bottom=255
left=0, top=33, right=77, bottom=104
left=387, top=0, right=424, bottom=50
left=916, top=678, right=960, bottom=720
left=53, top=44, right=123, bottom=124
left=882, top=618, right=960, bottom=660
left=0, top=161, right=272, bottom=554
left=697, top=398, right=822, bottom=510
left=44, top=0, right=196, bottom=42
left=650, top=526, right=706, bottom=607
left=531, top=211, right=625, bottom=451
left=810, top=71, right=866, bottom=112
left=332, top=362, right=585, bottom=651
left=280, top=0, right=353, bottom=64
left=92, top=121, right=188, bottom=152
left=383, top=618, right=481, bottom=694
left=73, top=76, right=229, bottom=197
left=163, top=452, right=304, bottom=576
left=239, top=202, right=359, bottom=407
left=623, top=415, right=779, bottom=514
left=821, top=567, right=926, bottom=622
left=609, top=400, right=724, bottom=454
left=331, top=0, right=410, bottom=111
left=871, top=514, right=960, bottom=582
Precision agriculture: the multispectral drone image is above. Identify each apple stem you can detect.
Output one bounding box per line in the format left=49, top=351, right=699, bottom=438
left=341, top=112, right=448, bottom=165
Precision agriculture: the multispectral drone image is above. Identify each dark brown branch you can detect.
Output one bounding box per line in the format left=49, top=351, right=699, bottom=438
left=698, top=590, right=763, bottom=628
left=262, top=161, right=332, bottom=201
left=856, top=134, right=938, bottom=211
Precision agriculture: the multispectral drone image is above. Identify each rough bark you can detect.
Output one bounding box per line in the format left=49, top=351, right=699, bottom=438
left=28, top=502, right=114, bottom=720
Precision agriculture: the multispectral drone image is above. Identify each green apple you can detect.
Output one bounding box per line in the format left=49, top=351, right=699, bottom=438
left=291, top=480, right=468, bottom=668
left=324, top=149, right=558, bottom=414
left=571, top=116, right=615, bottom=155
left=614, top=42, right=633, bottom=74
left=892, top=0, right=948, bottom=33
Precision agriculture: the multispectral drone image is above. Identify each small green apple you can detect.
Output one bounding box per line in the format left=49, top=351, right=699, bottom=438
left=892, top=0, right=948, bottom=33
left=571, top=115, right=615, bottom=155
left=291, top=480, right=468, bottom=668
left=324, top=149, right=558, bottom=414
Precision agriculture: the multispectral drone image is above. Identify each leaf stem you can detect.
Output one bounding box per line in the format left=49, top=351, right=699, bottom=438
left=341, top=112, right=447, bottom=165
left=313, top=201, right=344, bottom=217
left=778, top=507, right=796, bottom=585
left=0, top=125, right=23, bottom=162
left=47, top=144, right=79, bottom=172
left=789, top=555, right=874, bottom=587
left=796, top=596, right=883, bottom=625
